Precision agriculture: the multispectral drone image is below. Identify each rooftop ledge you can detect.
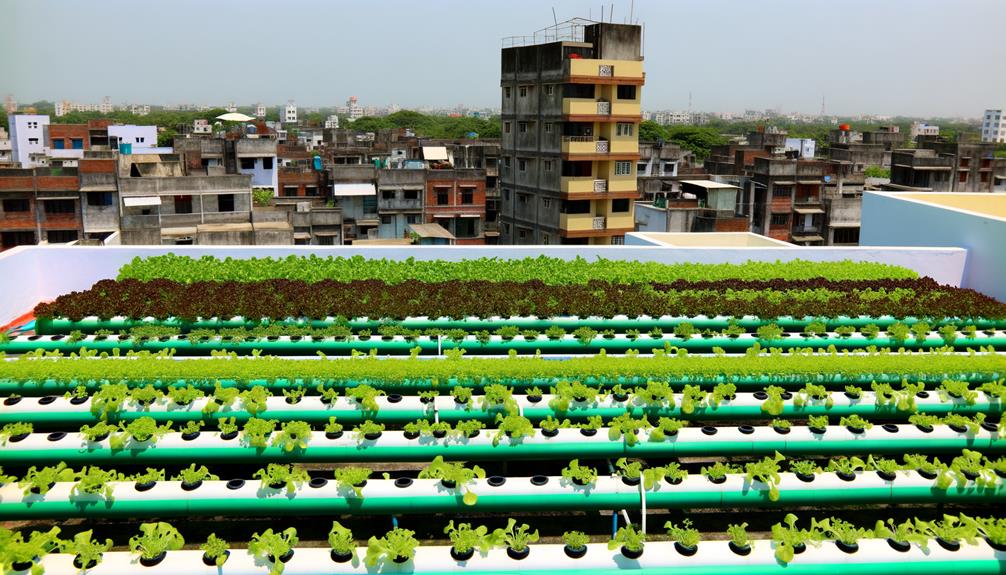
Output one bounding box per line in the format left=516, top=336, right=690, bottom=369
left=0, top=239, right=968, bottom=327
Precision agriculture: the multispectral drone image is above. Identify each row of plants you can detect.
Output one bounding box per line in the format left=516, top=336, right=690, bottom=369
left=1, top=347, right=1001, bottom=391
left=116, top=254, right=920, bottom=284
left=4, top=450, right=1005, bottom=505
left=33, top=278, right=1006, bottom=322
left=5, top=513, right=1006, bottom=574
left=40, top=319, right=1005, bottom=345
left=9, top=378, right=999, bottom=425
left=1, top=408, right=999, bottom=456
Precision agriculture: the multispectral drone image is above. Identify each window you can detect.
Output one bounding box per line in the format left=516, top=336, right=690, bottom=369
left=502, top=222, right=511, bottom=234
left=545, top=85, right=554, bottom=96
left=833, top=227, right=860, bottom=244
left=503, top=189, right=511, bottom=201
left=616, top=123, right=634, bottom=137
left=503, top=157, right=511, bottom=168
left=560, top=199, right=591, bottom=214
left=959, top=172, right=968, bottom=183
left=406, top=214, right=420, bottom=224
left=240, top=158, right=256, bottom=169
left=136, top=137, right=145, bottom=143
left=305, top=186, right=318, bottom=197
left=218, top=194, right=235, bottom=212
left=382, top=189, right=396, bottom=200
left=503, top=122, right=511, bottom=134
left=612, top=198, right=630, bottom=212
left=504, top=87, right=512, bottom=98
left=518, top=122, right=528, bottom=133
left=53, top=139, right=65, bottom=149
left=28, top=138, right=39, bottom=145
left=283, top=186, right=298, bottom=197
left=71, top=138, right=83, bottom=149
left=611, top=235, right=625, bottom=245
left=772, top=186, right=792, bottom=198
left=43, top=200, right=75, bottom=214
left=614, top=161, right=632, bottom=176
left=380, top=214, right=392, bottom=225
left=436, top=189, right=449, bottom=205
left=404, top=189, right=419, bottom=200
left=171, top=195, right=191, bottom=214
left=86, top=192, right=113, bottom=207
left=262, top=157, right=273, bottom=169
left=770, top=214, right=789, bottom=226
left=541, top=233, right=550, bottom=245
left=46, top=230, right=78, bottom=243
left=517, top=193, right=529, bottom=205
left=518, top=228, right=527, bottom=240
left=2, top=199, right=29, bottom=212
left=544, top=160, right=553, bottom=172
left=28, top=121, right=38, bottom=129
left=544, top=122, right=552, bottom=134
left=461, top=189, right=474, bottom=205
left=519, top=86, right=528, bottom=98
left=455, top=217, right=477, bottom=238
left=616, top=85, right=636, bottom=100
left=518, top=159, right=527, bottom=172
left=542, top=198, right=551, bottom=209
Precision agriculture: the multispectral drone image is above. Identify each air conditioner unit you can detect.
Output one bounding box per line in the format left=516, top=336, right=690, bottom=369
left=296, top=202, right=310, bottom=213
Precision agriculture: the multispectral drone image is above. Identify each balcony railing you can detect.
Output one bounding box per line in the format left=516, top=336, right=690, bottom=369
left=592, top=216, right=606, bottom=229
left=597, top=101, right=611, bottom=115
left=593, top=179, right=607, bottom=192
left=562, top=136, right=594, bottom=143
left=595, top=140, right=609, bottom=153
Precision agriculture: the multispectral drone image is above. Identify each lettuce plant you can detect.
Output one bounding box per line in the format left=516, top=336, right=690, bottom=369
left=21, top=463, right=79, bottom=496
left=745, top=452, right=784, bottom=501
left=255, top=464, right=310, bottom=493
left=665, top=519, right=701, bottom=548
left=328, top=521, right=356, bottom=558
left=607, top=413, right=649, bottom=446
left=444, top=521, right=498, bottom=555
left=727, top=523, right=750, bottom=549
left=173, top=464, right=218, bottom=485
left=242, top=417, right=276, bottom=448
left=334, top=466, right=371, bottom=497
left=608, top=524, right=645, bottom=552
left=110, top=417, right=171, bottom=450
left=248, top=528, right=299, bottom=575
left=562, top=459, right=598, bottom=486
left=495, top=519, right=539, bottom=552
left=365, top=527, right=419, bottom=566
left=418, top=456, right=485, bottom=505
left=200, top=534, right=230, bottom=567
left=2, top=526, right=61, bottom=573
left=492, top=413, right=534, bottom=445
left=562, top=530, right=589, bottom=550
left=129, top=522, right=185, bottom=560
left=272, top=420, right=312, bottom=452
left=62, top=529, right=113, bottom=569
left=71, top=466, right=123, bottom=500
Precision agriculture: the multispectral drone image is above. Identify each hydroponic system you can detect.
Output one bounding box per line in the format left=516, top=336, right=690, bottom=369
left=1, top=254, right=1005, bottom=575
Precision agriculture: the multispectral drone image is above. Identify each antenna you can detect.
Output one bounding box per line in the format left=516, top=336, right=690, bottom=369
left=552, top=7, right=558, bottom=27
left=820, top=94, right=826, bottom=117
left=630, top=0, right=634, bottom=23
left=610, top=4, right=614, bottom=23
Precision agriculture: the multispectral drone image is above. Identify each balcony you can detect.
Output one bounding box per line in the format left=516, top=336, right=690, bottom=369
left=562, top=138, right=638, bottom=158
left=565, top=58, right=645, bottom=84
left=562, top=98, right=640, bottom=120
left=561, top=177, right=607, bottom=195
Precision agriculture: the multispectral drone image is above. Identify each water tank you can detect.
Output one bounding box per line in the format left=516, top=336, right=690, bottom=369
left=119, top=143, right=132, bottom=155
left=312, top=155, right=323, bottom=171
left=839, top=123, right=851, bottom=131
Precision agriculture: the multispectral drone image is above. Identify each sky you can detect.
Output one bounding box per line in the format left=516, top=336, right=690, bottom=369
left=2, top=0, right=1005, bottom=118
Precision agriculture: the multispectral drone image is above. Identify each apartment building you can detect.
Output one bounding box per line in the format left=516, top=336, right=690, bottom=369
left=8, top=114, right=50, bottom=167
left=0, top=166, right=82, bottom=249
left=425, top=167, right=486, bottom=244
left=499, top=20, right=643, bottom=245
left=284, top=101, right=298, bottom=124
left=0, top=128, right=12, bottom=165
left=884, top=137, right=1006, bottom=193
left=981, top=109, right=1005, bottom=143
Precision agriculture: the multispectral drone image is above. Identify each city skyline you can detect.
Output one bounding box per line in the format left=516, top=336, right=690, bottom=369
left=2, top=0, right=1005, bottom=117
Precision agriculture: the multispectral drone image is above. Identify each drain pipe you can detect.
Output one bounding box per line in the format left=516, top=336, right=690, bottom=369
left=605, top=459, right=632, bottom=528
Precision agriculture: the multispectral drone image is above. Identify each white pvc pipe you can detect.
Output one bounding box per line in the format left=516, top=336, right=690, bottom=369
left=30, top=539, right=1004, bottom=575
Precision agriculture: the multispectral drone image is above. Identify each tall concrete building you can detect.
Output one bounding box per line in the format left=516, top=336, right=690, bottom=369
left=499, top=20, right=643, bottom=245
left=981, top=109, right=1005, bottom=143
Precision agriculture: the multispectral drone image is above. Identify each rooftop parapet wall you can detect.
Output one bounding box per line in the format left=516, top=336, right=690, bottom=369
left=0, top=243, right=969, bottom=326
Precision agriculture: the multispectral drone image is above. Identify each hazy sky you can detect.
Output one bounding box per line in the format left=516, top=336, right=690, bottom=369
left=3, top=0, right=1004, bottom=117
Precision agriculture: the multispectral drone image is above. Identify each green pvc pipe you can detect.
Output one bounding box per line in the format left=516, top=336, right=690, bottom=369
left=36, top=315, right=1006, bottom=335
left=1, top=483, right=1002, bottom=519
left=3, top=334, right=1003, bottom=356
left=0, top=373, right=997, bottom=395
left=2, top=400, right=998, bottom=427
left=3, top=436, right=1000, bottom=465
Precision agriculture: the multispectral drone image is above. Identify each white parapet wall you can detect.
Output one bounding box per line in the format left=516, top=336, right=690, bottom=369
left=861, top=191, right=1006, bottom=304
left=0, top=243, right=967, bottom=326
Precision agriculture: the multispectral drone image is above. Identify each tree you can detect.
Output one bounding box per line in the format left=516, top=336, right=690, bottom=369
left=639, top=120, right=668, bottom=142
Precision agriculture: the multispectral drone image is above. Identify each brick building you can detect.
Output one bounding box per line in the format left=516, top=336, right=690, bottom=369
left=424, top=168, right=487, bottom=245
